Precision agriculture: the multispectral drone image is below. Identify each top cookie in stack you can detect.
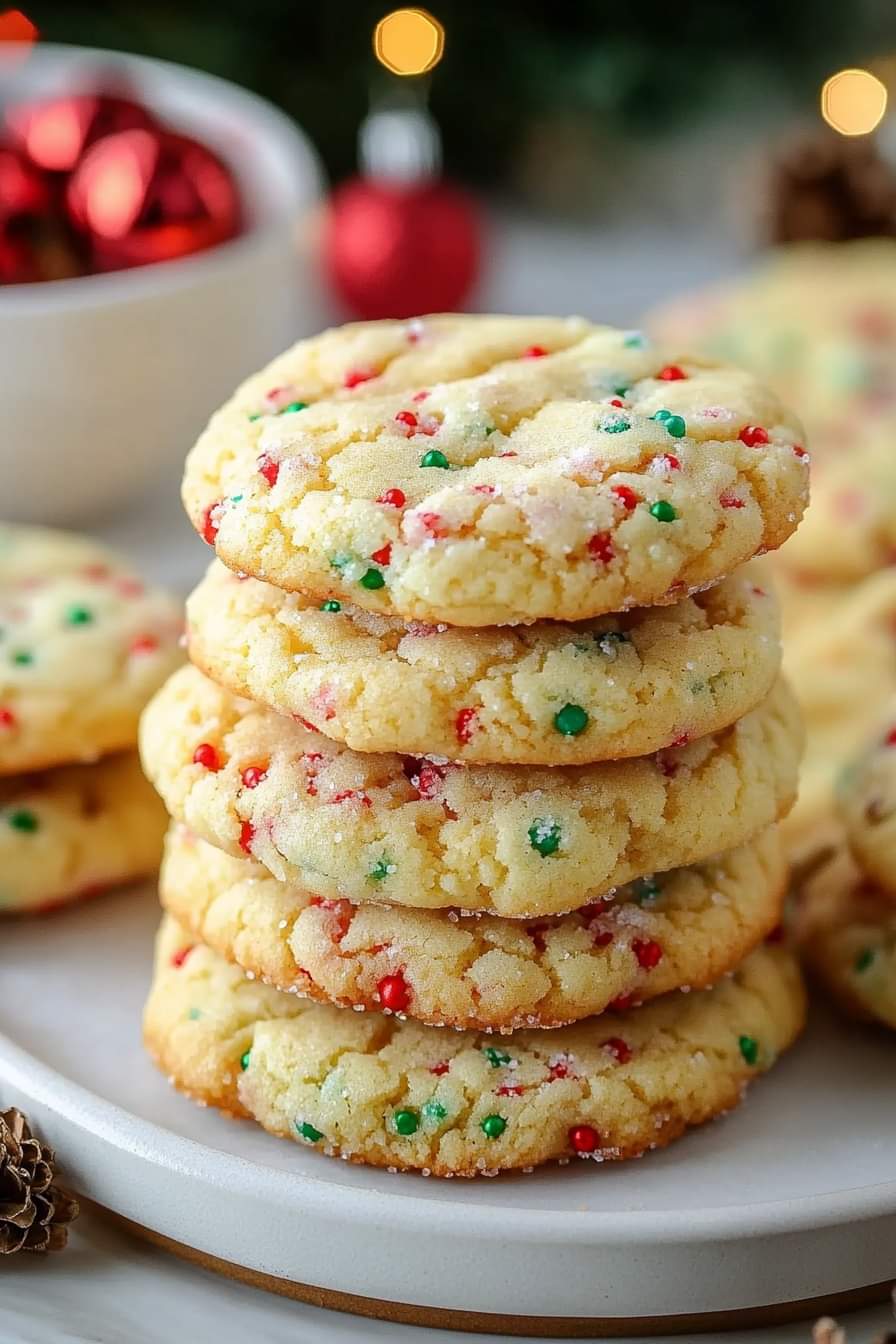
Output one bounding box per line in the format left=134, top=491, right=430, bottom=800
left=140, top=316, right=809, bottom=1177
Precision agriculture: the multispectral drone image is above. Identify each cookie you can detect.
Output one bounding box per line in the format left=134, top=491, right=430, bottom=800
left=0, top=753, right=167, bottom=913
left=649, top=240, right=896, bottom=456
left=837, top=712, right=896, bottom=897
left=146, top=915, right=805, bottom=1176
left=187, top=560, right=781, bottom=765
left=140, top=665, right=802, bottom=919
left=795, top=847, right=896, bottom=1031
left=182, top=315, right=808, bottom=627
left=0, top=524, right=183, bottom=775
left=159, top=823, right=786, bottom=1032
left=781, top=570, right=896, bottom=859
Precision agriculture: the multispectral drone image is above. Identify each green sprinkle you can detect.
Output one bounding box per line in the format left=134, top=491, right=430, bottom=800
left=65, top=605, right=93, bottom=626
left=600, top=415, right=630, bottom=434
left=651, top=409, right=672, bottom=422
left=613, top=383, right=630, bottom=397
left=481, top=1114, right=507, bottom=1139
left=419, top=449, right=450, bottom=469
left=297, top=1120, right=324, bottom=1143
left=280, top=401, right=308, bottom=414
left=483, top=1046, right=511, bottom=1068
left=320, top=600, right=342, bottom=612
left=188, top=1008, right=201, bottom=1021
left=422, top=1099, right=447, bottom=1122
left=484, top=425, right=496, bottom=436
left=738, top=1035, right=759, bottom=1066
left=623, top=332, right=646, bottom=348
left=359, top=568, right=385, bottom=590
left=855, top=947, right=876, bottom=973
left=393, top=1108, right=420, bottom=1136
left=239, top=1050, right=251, bottom=1071
left=633, top=875, right=661, bottom=904
left=553, top=703, right=589, bottom=737
left=528, top=818, right=562, bottom=857
left=8, top=808, right=38, bottom=833
left=649, top=500, right=677, bottom=523
left=662, top=414, right=686, bottom=438
left=369, top=856, right=394, bottom=882
left=248, top=412, right=262, bottom=421
left=11, top=650, right=33, bottom=666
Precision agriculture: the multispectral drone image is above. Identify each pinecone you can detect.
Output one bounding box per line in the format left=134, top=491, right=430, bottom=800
left=757, top=127, right=896, bottom=246
left=0, top=1107, right=78, bottom=1254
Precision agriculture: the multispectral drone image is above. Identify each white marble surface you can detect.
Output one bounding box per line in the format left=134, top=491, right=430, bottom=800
left=2, top=209, right=889, bottom=1344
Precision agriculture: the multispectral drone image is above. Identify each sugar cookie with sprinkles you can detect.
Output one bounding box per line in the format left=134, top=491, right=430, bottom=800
left=145, top=916, right=806, bottom=1177
left=837, top=710, right=896, bottom=899
left=0, top=524, right=183, bottom=775
left=181, top=315, right=808, bottom=627
left=140, top=665, right=802, bottom=919
left=795, top=847, right=896, bottom=1031
left=159, top=824, right=787, bottom=1032
left=0, top=753, right=167, bottom=913
left=186, top=560, right=781, bottom=765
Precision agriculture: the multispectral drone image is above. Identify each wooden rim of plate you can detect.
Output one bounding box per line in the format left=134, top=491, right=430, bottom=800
left=87, top=1200, right=892, bottom=1338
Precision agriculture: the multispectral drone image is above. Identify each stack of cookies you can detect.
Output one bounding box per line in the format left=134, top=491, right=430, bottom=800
left=140, top=315, right=810, bottom=1177
left=0, top=524, right=180, bottom=914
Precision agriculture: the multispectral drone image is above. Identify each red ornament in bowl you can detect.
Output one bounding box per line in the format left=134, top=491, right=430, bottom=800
left=0, top=138, right=78, bottom=283
left=6, top=92, right=156, bottom=173
left=66, top=127, right=242, bottom=271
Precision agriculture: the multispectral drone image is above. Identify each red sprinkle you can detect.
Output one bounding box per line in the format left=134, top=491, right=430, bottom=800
left=608, top=397, right=625, bottom=408
left=792, top=444, right=808, bottom=459
left=472, top=483, right=496, bottom=495
left=241, top=765, right=268, bottom=789
left=656, top=454, right=680, bottom=471
left=413, top=762, right=446, bottom=800
left=588, top=531, right=615, bottom=564
left=766, top=924, right=785, bottom=945
left=455, top=707, right=478, bottom=745
left=497, top=1085, right=524, bottom=1097
left=0, top=707, right=17, bottom=730
left=885, top=727, right=896, bottom=746
left=377, top=488, right=406, bottom=508
left=129, top=634, right=159, bottom=656
left=170, top=946, right=195, bottom=969
left=739, top=425, right=770, bottom=447
left=611, top=484, right=639, bottom=511
left=569, top=1124, right=600, bottom=1154
left=522, top=345, right=548, bottom=359
left=371, top=542, right=392, bottom=566
left=609, top=992, right=635, bottom=1012
left=548, top=1059, right=574, bottom=1081
left=192, top=743, right=221, bottom=772
left=344, top=367, right=376, bottom=389
left=658, top=364, right=687, bottom=381
left=115, top=577, right=145, bottom=598
left=418, top=511, right=448, bottom=538
left=377, top=972, right=411, bottom=1012
left=430, top=1061, right=450, bottom=1076
left=592, top=929, right=614, bottom=948
left=601, top=1036, right=632, bottom=1064
left=633, top=938, right=663, bottom=970
left=720, top=492, right=745, bottom=509
left=201, top=503, right=221, bottom=546
left=329, top=789, right=372, bottom=808
left=411, top=389, right=429, bottom=402
left=238, top=821, right=255, bottom=854
left=257, top=453, right=280, bottom=487
left=395, top=410, right=418, bottom=433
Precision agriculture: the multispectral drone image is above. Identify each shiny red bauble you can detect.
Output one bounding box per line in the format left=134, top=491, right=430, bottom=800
left=324, top=176, right=480, bottom=320
left=7, top=92, right=156, bottom=173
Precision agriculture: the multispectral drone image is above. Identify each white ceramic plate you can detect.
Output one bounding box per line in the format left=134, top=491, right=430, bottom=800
left=1, top=885, right=895, bottom=1332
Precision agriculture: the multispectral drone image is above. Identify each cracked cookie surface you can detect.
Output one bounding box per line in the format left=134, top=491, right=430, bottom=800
left=160, top=824, right=786, bottom=1032
left=145, top=915, right=805, bottom=1176
left=187, top=560, right=781, bottom=765
left=0, top=752, right=167, bottom=912
left=182, top=315, right=808, bottom=627
left=140, top=665, right=802, bottom=918
left=0, top=524, right=183, bottom=775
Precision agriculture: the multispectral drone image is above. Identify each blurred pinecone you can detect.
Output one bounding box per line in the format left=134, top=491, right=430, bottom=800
left=0, top=1107, right=78, bottom=1254
left=759, top=127, right=896, bottom=245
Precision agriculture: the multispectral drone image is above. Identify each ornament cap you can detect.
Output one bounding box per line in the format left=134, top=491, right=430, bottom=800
left=359, top=106, right=441, bottom=184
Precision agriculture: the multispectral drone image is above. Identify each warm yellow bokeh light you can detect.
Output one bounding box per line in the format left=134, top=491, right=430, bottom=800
left=821, top=68, right=888, bottom=136
left=374, top=8, right=444, bottom=77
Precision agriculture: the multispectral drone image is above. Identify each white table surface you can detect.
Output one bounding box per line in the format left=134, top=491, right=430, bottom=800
left=4, top=209, right=893, bottom=1344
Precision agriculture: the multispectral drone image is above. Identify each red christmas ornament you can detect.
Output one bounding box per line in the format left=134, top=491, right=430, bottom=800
left=324, top=103, right=480, bottom=319
left=66, top=127, right=242, bottom=272
left=325, top=176, right=479, bottom=319
left=6, top=92, right=155, bottom=173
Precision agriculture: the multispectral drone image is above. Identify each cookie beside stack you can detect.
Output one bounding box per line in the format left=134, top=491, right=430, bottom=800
left=0, top=524, right=180, bottom=914
left=140, top=315, right=810, bottom=1176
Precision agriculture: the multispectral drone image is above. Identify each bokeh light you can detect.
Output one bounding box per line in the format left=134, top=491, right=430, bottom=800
left=821, top=68, right=888, bottom=136
left=374, top=8, right=445, bottom=77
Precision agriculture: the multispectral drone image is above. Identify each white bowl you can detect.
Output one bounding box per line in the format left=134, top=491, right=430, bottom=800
left=0, top=45, right=327, bottom=525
